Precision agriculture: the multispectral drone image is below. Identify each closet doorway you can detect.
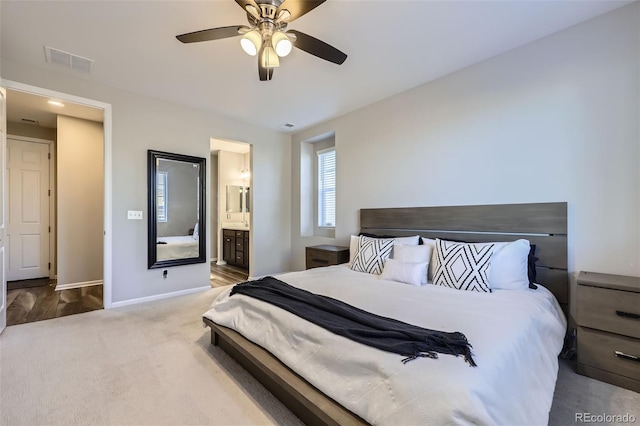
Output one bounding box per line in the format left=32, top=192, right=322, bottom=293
left=4, top=86, right=108, bottom=325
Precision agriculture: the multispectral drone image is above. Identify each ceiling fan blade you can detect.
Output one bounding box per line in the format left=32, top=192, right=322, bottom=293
left=288, top=30, right=347, bottom=65
left=277, top=0, right=326, bottom=23
left=176, top=25, right=249, bottom=43
left=235, top=0, right=261, bottom=19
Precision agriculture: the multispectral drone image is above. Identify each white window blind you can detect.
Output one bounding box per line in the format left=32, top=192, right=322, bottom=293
left=317, top=148, right=336, bottom=228
left=157, top=171, right=168, bottom=222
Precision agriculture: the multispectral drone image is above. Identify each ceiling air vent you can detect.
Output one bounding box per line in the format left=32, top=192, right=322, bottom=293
left=44, top=46, right=94, bottom=74
left=280, top=123, right=295, bottom=130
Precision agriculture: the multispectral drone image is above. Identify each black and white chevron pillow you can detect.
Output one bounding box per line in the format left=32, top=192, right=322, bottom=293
left=351, top=236, right=394, bottom=275
left=432, top=239, right=495, bottom=292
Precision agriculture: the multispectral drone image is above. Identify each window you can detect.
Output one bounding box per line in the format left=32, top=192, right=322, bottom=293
left=317, top=148, right=335, bottom=228
left=157, top=171, right=168, bottom=222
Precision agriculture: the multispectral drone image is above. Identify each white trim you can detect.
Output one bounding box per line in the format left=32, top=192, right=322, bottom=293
left=2, top=79, right=114, bottom=309
left=5, top=134, right=51, bottom=144
left=316, top=146, right=335, bottom=156
left=55, top=280, right=103, bottom=291
left=210, top=257, right=217, bottom=262
left=216, top=259, right=227, bottom=266
left=110, top=286, right=211, bottom=309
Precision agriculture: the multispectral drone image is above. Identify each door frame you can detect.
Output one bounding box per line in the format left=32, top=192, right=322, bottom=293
left=2, top=80, right=113, bottom=308
left=6, top=135, right=55, bottom=279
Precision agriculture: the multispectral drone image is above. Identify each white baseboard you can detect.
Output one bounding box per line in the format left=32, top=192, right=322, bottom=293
left=210, top=257, right=217, bottom=262
left=109, top=286, right=211, bottom=309
left=55, top=280, right=103, bottom=291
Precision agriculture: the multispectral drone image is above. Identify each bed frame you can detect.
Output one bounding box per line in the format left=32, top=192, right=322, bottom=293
left=204, top=202, right=568, bottom=425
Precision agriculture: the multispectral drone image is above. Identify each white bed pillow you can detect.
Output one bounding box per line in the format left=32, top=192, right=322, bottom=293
left=432, top=239, right=494, bottom=292
left=348, top=235, right=360, bottom=265
left=381, top=259, right=427, bottom=287
left=393, top=245, right=431, bottom=284
left=351, top=235, right=394, bottom=275
left=393, top=235, right=420, bottom=246
left=192, top=222, right=199, bottom=240
left=421, top=237, right=437, bottom=280
left=489, top=239, right=531, bottom=290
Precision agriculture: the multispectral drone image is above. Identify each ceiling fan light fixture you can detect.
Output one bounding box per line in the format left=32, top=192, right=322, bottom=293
left=272, top=31, right=292, bottom=57
left=240, top=29, right=261, bottom=56
left=260, top=45, right=280, bottom=68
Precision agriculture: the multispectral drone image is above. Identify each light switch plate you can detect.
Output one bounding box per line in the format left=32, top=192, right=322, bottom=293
left=127, top=210, right=143, bottom=220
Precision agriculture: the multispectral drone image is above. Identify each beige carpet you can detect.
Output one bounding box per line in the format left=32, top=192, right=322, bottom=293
left=0, top=287, right=638, bottom=426
left=0, top=287, right=301, bottom=426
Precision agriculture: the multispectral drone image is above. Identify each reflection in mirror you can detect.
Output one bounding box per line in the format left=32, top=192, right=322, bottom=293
left=226, top=185, right=250, bottom=214
left=148, top=150, right=206, bottom=269
left=226, top=185, right=243, bottom=213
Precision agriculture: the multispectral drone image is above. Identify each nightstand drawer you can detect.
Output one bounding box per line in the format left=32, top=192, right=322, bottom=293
left=577, top=285, right=640, bottom=339
left=578, top=327, right=640, bottom=382
left=305, top=245, right=349, bottom=270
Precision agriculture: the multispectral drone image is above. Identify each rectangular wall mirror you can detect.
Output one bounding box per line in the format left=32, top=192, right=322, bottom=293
left=148, top=150, right=206, bottom=269
left=226, top=185, right=250, bottom=214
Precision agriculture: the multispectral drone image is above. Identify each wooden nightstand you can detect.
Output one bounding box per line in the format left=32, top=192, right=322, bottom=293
left=576, top=271, right=640, bottom=392
left=305, top=245, right=349, bottom=270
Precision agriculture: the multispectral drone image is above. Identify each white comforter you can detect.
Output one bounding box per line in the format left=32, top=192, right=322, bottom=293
left=203, top=265, right=566, bottom=425
left=157, top=236, right=198, bottom=260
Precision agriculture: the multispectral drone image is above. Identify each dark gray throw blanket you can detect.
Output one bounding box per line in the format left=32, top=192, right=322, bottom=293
left=230, top=276, right=477, bottom=367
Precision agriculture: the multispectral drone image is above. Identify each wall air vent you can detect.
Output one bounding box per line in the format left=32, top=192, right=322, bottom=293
left=21, top=118, right=39, bottom=125
left=44, top=46, right=94, bottom=74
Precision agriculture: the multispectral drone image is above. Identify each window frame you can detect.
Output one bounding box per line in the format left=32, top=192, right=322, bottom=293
left=316, top=147, right=336, bottom=229
left=156, top=171, right=168, bottom=223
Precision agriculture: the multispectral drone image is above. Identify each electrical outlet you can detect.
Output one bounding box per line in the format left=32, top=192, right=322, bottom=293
left=127, top=210, right=143, bottom=220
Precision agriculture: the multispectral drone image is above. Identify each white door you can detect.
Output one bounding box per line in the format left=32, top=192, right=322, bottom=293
left=7, top=138, right=50, bottom=281
left=1, top=87, right=7, bottom=334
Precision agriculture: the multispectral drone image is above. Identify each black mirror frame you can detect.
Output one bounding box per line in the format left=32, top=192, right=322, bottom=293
left=148, top=150, right=206, bottom=269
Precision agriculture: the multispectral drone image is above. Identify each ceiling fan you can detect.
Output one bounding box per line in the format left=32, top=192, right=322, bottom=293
left=176, top=0, right=347, bottom=81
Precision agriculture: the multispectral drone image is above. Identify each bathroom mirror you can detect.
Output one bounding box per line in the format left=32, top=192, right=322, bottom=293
left=226, top=185, right=243, bottom=213
left=226, top=185, right=250, bottom=214
left=148, top=150, right=206, bottom=269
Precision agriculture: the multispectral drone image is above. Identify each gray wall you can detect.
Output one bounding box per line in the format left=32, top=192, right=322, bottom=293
left=57, top=115, right=104, bottom=285
left=291, top=4, right=640, bottom=323
left=1, top=59, right=291, bottom=304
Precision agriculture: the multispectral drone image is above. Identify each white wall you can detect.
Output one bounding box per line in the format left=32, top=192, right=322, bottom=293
left=1, top=60, right=291, bottom=304
left=7, top=122, right=56, bottom=142
left=57, top=115, right=104, bottom=286
left=291, top=4, right=640, bottom=320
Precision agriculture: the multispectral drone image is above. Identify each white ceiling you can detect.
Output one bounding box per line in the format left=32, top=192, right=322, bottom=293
left=1, top=0, right=632, bottom=133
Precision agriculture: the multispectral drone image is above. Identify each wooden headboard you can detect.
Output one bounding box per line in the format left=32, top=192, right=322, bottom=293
left=360, top=202, right=568, bottom=313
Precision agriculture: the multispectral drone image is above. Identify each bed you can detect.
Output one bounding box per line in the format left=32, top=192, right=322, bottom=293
left=202, top=202, right=569, bottom=425
left=156, top=235, right=199, bottom=260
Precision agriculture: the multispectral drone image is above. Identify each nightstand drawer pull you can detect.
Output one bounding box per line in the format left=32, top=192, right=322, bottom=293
left=312, top=258, right=329, bottom=264
left=614, top=351, right=640, bottom=362
left=616, top=310, right=640, bottom=320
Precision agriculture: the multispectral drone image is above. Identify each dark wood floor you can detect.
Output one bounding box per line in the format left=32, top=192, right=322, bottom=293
left=6, top=279, right=103, bottom=326
left=5, top=265, right=238, bottom=327
left=210, top=262, right=248, bottom=288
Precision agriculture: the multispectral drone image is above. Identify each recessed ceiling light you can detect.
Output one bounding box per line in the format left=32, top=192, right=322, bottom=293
left=48, top=100, right=65, bottom=107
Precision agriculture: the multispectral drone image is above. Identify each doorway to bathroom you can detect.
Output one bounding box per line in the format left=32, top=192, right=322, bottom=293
left=210, top=138, right=251, bottom=287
